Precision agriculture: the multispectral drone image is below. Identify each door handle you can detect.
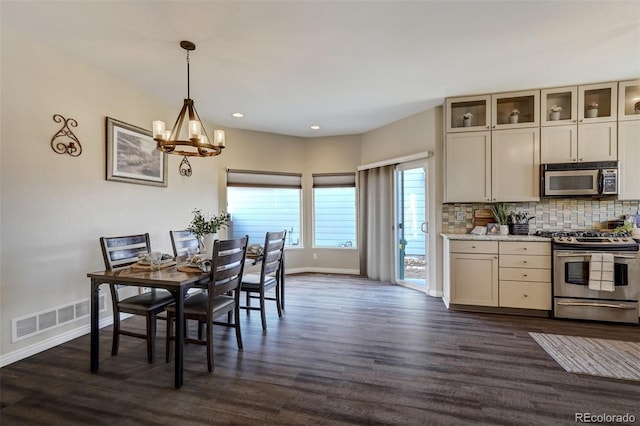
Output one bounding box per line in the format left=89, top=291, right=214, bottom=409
left=421, top=222, right=428, bottom=233
left=557, top=301, right=636, bottom=310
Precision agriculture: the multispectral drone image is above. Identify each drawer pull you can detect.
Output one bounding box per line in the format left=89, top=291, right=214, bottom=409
left=523, top=294, right=528, bottom=298
left=523, top=274, right=528, bottom=277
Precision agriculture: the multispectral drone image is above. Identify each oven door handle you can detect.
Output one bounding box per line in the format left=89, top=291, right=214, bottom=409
left=555, top=253, right=638, bottom=259
left=557, top=301, right=637, bottom=310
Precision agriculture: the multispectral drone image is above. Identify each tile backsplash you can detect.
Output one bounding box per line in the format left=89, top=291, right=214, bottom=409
left=442, top=199, right=640, bottom=234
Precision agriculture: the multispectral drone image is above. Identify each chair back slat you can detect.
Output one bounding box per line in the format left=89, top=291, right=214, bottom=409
left=208, top=236, right=249, bottom=305
left=261, top=230, right=286, bottom=278
left=100, top=234, right=150, bottom=269
left=170, top=230, right=200, bottom=257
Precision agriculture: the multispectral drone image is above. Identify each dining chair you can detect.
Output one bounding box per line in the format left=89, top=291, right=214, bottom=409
left=99, top=233, right=174, bottom=363
left=165, top=235, right=249, bottom=372
left=170, top=230, right=200, bottom=258
left=239, top=230, right=286, bottom=331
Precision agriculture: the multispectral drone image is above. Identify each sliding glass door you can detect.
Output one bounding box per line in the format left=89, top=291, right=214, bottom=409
left=395, top=160, right=428, bottom=289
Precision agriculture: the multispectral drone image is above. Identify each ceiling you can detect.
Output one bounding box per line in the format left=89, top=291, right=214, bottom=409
left=2, top=1, right=639, bottom=138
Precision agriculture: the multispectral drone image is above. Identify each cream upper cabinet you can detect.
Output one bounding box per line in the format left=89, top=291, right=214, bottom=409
left=618, top=79, right=640, bottom=121
left=541, top=82, right=618, bottom=163
left=541, top=86, right=578, bottom=126
left=618, top=120, right=640, bottom=200
left=444, top=132, right=491, bottom=202
left=578, top=82, right=617, bottom=123
left=445, top=95, right=491, bottom=133
left=491, top=90, right=540, bottom=130
left=492, top=128, right=540, bottom=202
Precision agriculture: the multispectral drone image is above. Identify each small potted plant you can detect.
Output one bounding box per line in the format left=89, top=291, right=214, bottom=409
left=509, top=108, right=520, bottom=124
left=490, top=202, right=510, bottom=235
left=586, top=101, right=598, bottom=118
left=186, top=208, right=231, bottom=255
left=549, top=105, right=562, bottom=121
left=462, top=112, right=473, bottom=127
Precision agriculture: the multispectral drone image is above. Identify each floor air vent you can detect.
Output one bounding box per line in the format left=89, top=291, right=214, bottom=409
left=12, top=294, right=106, bottom=342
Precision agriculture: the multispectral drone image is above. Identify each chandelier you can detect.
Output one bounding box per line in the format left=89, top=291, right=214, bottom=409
left=152, top=41, right=225, bottom=157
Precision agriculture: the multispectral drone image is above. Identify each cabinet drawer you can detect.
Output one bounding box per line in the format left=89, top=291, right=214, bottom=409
left=499, top=254, right=550, bottom=269
left=500, top=267, right=550, bottom=282
left=499, top=241, right=550, bottom=255
left=450, top=240, right=498, bottom=254
left=499, top=281, right=551, bottom=310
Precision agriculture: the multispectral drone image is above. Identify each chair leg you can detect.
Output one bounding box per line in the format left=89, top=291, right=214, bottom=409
left=275, top=284, right=283, bottom=318
left=166, top=312, right=173, bottom=363
left=146, top=313, right=156, bottom=363
left=260, top=292, right=267, bottom=331
left=197, top=321, right=204, bottom=340
left=111, top=311, right=121, bottom=356
left=245, top=291, right=251, bottom=315
left=234, top=306, right=243, bottom=350
left=206, top=321, right=213, bottom=373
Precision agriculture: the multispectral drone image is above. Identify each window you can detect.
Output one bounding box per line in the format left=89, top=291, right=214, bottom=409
left=226, top=169, right=302, bottom=247
left=313, top=173, right=357, bottom=248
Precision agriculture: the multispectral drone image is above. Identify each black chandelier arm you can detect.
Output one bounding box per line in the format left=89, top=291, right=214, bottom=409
left=51, top=114, right=82, bottom=157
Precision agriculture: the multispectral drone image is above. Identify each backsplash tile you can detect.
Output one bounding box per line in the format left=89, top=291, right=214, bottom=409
left=442, top=199, right=640, bottom=234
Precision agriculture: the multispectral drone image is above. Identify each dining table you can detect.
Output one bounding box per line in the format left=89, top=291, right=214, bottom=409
left=87, top=262, right=209, bottom=389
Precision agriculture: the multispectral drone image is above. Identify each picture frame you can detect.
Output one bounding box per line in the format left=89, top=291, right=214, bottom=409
left=105, top=117, right=167, bottom=187
left=486, top=223, right=499, bottom=235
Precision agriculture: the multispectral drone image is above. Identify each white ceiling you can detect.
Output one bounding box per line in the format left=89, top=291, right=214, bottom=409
left=2, top=1, right=639, bottom=137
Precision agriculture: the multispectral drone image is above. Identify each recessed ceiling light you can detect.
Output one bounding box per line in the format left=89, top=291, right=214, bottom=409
left=231, top=112, right=244, bottom=118
left=310, top=125, right=320, bottom=130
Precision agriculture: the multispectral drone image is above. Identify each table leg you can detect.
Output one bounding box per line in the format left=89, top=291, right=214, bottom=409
left=90, top=279, right=100, bottom=372
left=171, top=288, right=185, bottom=389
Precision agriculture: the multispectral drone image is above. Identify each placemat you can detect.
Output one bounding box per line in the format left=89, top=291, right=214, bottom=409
left=177, top=264, right=204, bottom=273
left=131, top=260, right=177, bottom=270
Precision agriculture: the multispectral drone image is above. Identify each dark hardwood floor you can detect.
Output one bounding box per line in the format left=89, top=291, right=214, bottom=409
left=1, top=273, right=639, bottom=425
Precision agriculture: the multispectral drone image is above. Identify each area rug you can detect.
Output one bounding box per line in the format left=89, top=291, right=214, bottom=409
left=529, top=332, right=640, bottom=382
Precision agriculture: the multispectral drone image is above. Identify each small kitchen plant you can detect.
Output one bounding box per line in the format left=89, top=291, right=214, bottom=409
left=462, top=112, right=473, bottom=127
left=586, top=101, right=598, bottom=118
left=186, top=208, right=231, bottom=255
left=549, top=105, right=562, bottom=121
left=490, top=202, right=510, bottom=235
left=509, top=108, right=520, bottom=124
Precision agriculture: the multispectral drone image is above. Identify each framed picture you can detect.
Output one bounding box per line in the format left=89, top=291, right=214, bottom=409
left=106, top=117, right=167, bottom=187
left=486, top=223, right=499, bottom=234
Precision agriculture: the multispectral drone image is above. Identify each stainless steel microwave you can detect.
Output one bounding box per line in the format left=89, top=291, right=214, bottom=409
left=541, top=161, right=619, bottom=197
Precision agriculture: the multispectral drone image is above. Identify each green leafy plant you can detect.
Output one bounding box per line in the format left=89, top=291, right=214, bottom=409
left=490, top=203, right=510, bottom=225
left=186, top=208, right=231, bottom=239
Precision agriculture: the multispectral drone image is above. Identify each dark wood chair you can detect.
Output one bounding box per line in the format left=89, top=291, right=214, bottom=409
left=170, top=230, right=200, bottom=258
left=165, top=236, right=249, bottom=372
left=99, top=233, right=173, bottom=363
left=240, top=230, right=286, bottom=331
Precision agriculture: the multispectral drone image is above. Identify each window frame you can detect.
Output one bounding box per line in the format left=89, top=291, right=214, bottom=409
left=312, top=172, right=358, bottom=249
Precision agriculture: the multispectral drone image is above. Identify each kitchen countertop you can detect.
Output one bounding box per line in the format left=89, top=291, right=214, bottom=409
left=441, top=233, right=551, bottom=242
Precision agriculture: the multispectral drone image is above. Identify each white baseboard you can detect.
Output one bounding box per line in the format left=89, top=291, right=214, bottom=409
left=285, top=267, right=360, bottom=275
left=428, top=289, right=443, bottom=297
left=0, top=316, right=115, bottom=368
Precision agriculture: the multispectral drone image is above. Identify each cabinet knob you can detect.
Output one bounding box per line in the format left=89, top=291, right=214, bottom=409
left=579, top=119, right=584, bottom=123
left=523, top=274, right=528, bottom=277
left=492, top=125, right=496, bottom=129
left=579, top=158, right=583, bottom=161
left=472, top=245, right=476, bottom=248
left=523, top=247, right=527, bottom=250
left=486, top=126, right=490, bottom=129
left=524, top=294, right=528, bottom=298
left=523, top=260, right=528, bottom=264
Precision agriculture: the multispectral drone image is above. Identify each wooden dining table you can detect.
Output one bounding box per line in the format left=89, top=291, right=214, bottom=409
left=87, top=264, right=209, bottom=389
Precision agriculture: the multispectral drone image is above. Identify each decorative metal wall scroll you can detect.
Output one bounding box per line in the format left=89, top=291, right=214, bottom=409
left=51, top=114, right=82, bottom=157
left=179, top=156, right=193, bottom=177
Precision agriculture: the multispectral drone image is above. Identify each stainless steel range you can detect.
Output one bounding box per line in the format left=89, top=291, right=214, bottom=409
left=538, top=231, right=639, bottom=324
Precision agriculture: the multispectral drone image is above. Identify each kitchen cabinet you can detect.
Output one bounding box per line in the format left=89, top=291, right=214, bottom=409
left=447, top=241, right=499, bottom=307
left=541, top=82, right=617, bottom=163
left=444, top=132, right=491, bottom=202
left=618, top=120, right=640, bottom=200
left=498, top=242, right=551, bottom=310
left=445, top=95, right=491, bottom=133
left=491, top=90, right=540, bottom=130
left=618, top=79, right=640, bottom=121
left=492, top=128, right=540, bottom=202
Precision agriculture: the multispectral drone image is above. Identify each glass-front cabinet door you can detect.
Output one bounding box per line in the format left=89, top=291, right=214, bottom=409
left=446, top=95, right=491, bottom=132
left=578, top=82, right=617, bottom=122
left=618, top=79, right=640, bottom=121
left=491, top=90, right=539, bottom=129
left=541, top=86, right=577, bottom=126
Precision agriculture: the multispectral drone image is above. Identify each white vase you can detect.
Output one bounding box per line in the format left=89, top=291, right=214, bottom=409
left=586, top=109, right=598, bottom=118
left=499, top=225, right=509, bottom=235
left=509, top=115, right=518, bottom=124
left=200, top=233, right=217, bottom=256
left=463, top=118, right=472, bottom=127
left=550, top=111, right=561, bottom=121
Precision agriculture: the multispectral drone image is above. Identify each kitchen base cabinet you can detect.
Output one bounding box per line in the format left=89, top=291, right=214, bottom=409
left=499, top=281, right=551, bottom=310
left=450, top=253, right=499, bottom=307
left=498, top=241, right=551, bottom=311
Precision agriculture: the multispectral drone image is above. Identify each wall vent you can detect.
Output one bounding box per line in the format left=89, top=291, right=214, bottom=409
left=12, top=294, right=107, bottom=342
